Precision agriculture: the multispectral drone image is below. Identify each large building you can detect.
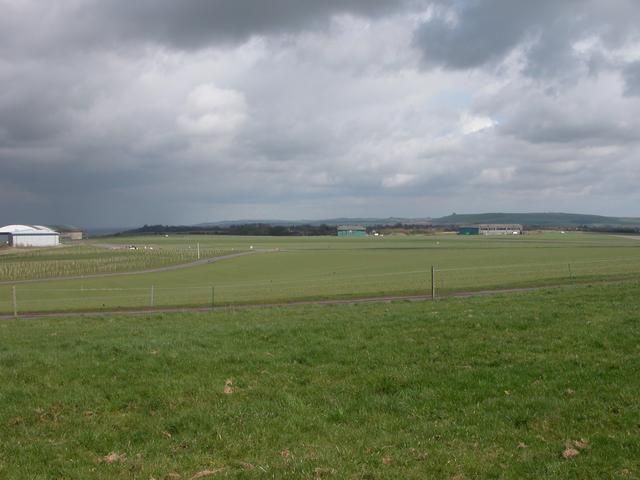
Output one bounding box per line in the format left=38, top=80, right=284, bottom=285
left=0, top=225, right=60, bottom=247
left=50, top=225, right=84, bottom=241
left=337, top=225, right=368, bottom=237
left=458, top=224, right=523, bottom=235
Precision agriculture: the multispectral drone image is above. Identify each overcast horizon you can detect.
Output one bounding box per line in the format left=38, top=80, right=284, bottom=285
left=2, top=0, right=640, bottom=227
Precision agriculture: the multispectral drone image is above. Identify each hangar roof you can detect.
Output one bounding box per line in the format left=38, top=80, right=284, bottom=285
left=0, top=225, right=60, bottom=235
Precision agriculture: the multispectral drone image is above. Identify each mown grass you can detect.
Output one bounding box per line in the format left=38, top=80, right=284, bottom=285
left=2, top=233, right=640, bottom=314
left=1, top=283, right=639, bottom=478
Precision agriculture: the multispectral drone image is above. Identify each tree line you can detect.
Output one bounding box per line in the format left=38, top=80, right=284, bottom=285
left=120, top=224, right=340, bottom=236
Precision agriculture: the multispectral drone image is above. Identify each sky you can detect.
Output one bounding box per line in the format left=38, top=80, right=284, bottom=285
left=1, top=0, right=640, bottom=227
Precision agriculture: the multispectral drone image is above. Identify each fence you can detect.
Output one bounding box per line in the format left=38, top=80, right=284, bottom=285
left=1, top=257, right=640, bottom=316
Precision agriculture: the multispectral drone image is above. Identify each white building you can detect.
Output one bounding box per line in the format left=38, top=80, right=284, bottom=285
left=478, top=224, right=523, bottom=235
left=0, top=225, right=60, bottom=247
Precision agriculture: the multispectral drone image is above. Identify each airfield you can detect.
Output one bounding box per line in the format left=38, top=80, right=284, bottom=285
left=1, top=232, right=639, bottom=478
left=1, top=232, right=640, bottom=315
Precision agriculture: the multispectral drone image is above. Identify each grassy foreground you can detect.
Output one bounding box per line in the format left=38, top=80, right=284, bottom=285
left=1, top=284, right=639, bottom=479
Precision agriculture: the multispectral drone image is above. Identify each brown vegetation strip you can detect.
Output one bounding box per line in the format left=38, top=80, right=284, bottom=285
left=0, top=250, right=275, bottom=285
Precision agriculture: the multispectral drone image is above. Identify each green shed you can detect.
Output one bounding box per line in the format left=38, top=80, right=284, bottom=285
left=337, top=225, right=368, bottom=237
left=458, top=226, right=480, bottom=235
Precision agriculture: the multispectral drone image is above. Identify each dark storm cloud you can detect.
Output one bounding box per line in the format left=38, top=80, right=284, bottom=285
left=2, top=0, right=640, bottom=227
left=0, top=0, right=425, bottom=57
left=413, top=0, right=551, bottom=69
left=413, top=0, right=640, bottom=77
left=92, top=0, right=416, bottom=48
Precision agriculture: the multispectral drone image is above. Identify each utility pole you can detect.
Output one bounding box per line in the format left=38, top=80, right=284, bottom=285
left=150, top=285, right=155, bottom=307
left=197, top=243, right=200, bottom=260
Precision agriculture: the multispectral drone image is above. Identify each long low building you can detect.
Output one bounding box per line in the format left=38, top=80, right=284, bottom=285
left=337, top=225, right=368, bottom=237
left=0, top=225, right=60, bottom=247
left=459, top=224, right=523, bottom=235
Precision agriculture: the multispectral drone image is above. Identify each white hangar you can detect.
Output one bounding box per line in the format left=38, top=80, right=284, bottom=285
left=0, top=225, right=60, bottom=247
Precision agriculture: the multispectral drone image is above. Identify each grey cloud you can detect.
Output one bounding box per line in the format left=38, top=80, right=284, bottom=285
left=0, top=102, right=66, bottom=144
left=2, top=0, right=640, bottom=227
left=413, top=0, right=640, bottom=80
left=0, top=0, right=425, bottom=57
left=413, top=0, right=548, bottom=69
left=623, top=61, right=640, bottom=96
left=95, top=0, right=411, bottom=47
left=500, top=109, right=639, bottom=146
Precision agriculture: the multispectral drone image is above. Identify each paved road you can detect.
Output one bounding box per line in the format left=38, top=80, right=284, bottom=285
left=0, top=249, right=275, bottom=286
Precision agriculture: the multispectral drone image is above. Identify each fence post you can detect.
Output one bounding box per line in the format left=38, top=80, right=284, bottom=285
left=431, top=266, right=436, bottom=300
left=150, top=285, right=155, bottom=307
left=12, top=285, right=17, bottom=318
left=568, top=263, right=573, bottom=282
left=211, top=286, right=215, bottom=311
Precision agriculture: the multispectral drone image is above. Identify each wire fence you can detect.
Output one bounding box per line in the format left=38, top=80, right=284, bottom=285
left=1, top=256, right=640, bottom=316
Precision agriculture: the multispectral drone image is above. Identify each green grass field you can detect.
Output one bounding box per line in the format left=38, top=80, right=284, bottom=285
left=1, top=283, right=638, bottom=478
left=1, top=233, right=640, bottom=314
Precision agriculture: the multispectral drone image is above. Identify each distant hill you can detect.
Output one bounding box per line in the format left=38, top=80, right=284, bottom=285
left=196, top=213, right=640, bottom=228
left=431, top=212, right=640, bottom=227
left=114, top=212, right=640, bottom=237
left=197, top=217, right=433, bottom=227
left=85, top=227, right=137, bottom=237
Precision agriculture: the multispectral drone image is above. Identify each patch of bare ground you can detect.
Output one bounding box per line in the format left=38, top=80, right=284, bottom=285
left=562, top=438, right=589, bottom=459
left=223, top=379, right=236, bottom=394
left=314, top=467, right=336, bottom=477
left=280, top=448, right=292, bottom=463
left=99, top=452, right=126, bottom=464
left=190, top=469, right=225, bottom=479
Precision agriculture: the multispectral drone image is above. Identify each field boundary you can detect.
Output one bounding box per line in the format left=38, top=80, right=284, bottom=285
left=2, top=278, right=634, bottom=321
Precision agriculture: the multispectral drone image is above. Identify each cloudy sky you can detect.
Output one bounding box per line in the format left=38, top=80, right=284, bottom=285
left=1, top=0, right=640, bottom=227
